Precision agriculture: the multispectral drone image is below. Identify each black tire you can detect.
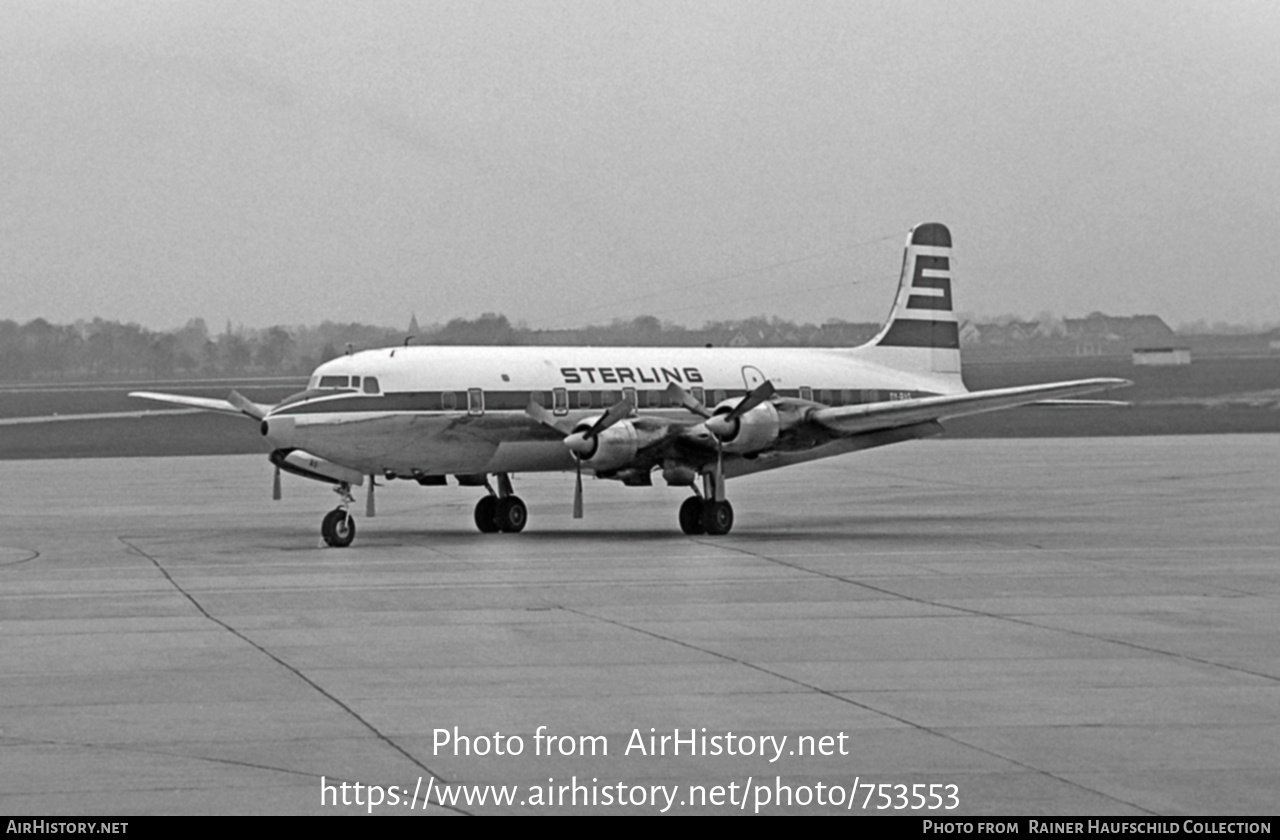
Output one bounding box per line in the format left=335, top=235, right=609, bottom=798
left=679, top=496, right=706, bottom=535
left=321, top=508, right=356, bottom=547
left=702, top=499, right=734, bottom=536
left=474, top=496, right=500, bottom=533
left=496, top=496, right=528, bottom=533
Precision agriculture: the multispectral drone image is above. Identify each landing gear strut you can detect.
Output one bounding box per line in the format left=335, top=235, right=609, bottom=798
left=321, top=482, right=357, bottom=547
left=474, top=473, right=527, bottom=533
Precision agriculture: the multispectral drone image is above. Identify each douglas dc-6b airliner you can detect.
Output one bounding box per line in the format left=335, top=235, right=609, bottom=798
left=131, top=223, right=1129, bottom=546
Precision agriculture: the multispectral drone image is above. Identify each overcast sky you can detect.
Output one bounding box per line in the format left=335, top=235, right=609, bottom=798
left=3, top=1, right=1277, bottom=331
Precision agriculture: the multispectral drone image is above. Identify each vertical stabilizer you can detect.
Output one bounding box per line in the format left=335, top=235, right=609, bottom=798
left=853, top=222, right=963, bottom=385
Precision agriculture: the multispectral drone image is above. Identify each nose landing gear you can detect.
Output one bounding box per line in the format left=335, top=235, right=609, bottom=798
left=321, top=482, right=357, bottom=547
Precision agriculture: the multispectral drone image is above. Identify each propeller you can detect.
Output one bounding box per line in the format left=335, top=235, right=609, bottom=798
left=526, top=396, right=634, bottom=518
left=666, top=380, right=775, bottom=502
left=562, top=397, right=633, bottom=459
left=665, top=380, right=775, bottom=441
left=272, top=464, right=282, bottom=500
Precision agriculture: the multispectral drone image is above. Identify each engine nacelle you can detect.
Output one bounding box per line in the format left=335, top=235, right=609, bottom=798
left=708, top=400, right=780, bottom=454
left=270, top=448, right=364, bottom=486
left=571, top=420, right=639, bottom=471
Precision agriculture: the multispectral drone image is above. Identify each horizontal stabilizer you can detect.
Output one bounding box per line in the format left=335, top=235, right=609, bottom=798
left=809, top=378, right=1131, bottom=436
left=129, top=391, right=269, bottom=419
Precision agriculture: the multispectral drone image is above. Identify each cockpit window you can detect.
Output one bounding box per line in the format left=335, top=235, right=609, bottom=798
left=318, top=375, right=349, bottom=388
left=362, top=377, right=380, bottom=394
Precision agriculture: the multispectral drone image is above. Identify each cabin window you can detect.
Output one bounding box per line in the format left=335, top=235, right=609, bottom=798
left=820, top=389, right=832, bottom=405
left=646, top=390, right=659, bottom=408
left=840, top=389, right=853, bottom=406
left=467, top=388, right=484, bottom=415
left=713, top=389, right=726, bottom=404
left=622, top=387, right=637, bottom=408
left=351, top=376, right=361, bottom=388
left=552, top=388, right=569, bottom=415
left=799, top=387, right=813, bottom=402
left=319, top=375, right=349, bottom=388
left=577, top=390, right=592, bottom=409
left=600, top=390, right=616, bottom=406
left=441, top=392, right=457, bottom=410
left=363, top=377, right=380, bottom=394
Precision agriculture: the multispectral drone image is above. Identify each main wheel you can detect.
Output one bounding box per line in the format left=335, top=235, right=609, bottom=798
left=678, top=496, right=706, bottom=535
left=496, top=496, right=528, bottom=533
left=474, top=496, right=500, bottom=533
left=321, top=507, right=356, bottom=547
left=702, top=499, right=734, bottom=536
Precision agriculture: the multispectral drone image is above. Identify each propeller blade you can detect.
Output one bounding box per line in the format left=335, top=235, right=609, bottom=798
left=366, top=477, right=376, bottom=518
left=726, top=380, right=776, bottom=422
left=573, top=461, right=584, bottom=519
left=525, top=401, right=574, bottom=435
left=228, top=390, right=267, bottom=420
left=272, top=465, right=282, bottom=500
left=665, top=382, right=712, bottom=419
left=715, top=442, right=725, bottom=500
left=587, top=396, right=634, bottom=438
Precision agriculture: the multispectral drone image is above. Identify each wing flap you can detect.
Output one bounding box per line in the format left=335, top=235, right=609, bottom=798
left=809, top=378, right=1131, bottom=435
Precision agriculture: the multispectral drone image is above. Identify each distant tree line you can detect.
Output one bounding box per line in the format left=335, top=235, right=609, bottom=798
left=4, top=311, right=1275, bottom=383
left=0, top=317, right=406, bottom=382
left=0, top=312, right=878, bottom=382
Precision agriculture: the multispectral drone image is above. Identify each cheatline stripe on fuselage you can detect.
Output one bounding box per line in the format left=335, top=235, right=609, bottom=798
left=269, top=388, right=943, bottom=416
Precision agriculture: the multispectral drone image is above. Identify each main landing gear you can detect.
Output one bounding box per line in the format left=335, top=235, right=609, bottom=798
left=474, top=473, right=527, bottom=534
left=678, top=495, right=734, bottom=536
left=678, top=471, right=735, bottom=536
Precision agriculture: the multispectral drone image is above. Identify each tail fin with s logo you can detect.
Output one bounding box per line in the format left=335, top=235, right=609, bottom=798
left=850, top=222, right=964, bottom=388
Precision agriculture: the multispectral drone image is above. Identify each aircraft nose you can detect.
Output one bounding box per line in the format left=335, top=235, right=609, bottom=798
left=261, top=416, right=296, bottom=449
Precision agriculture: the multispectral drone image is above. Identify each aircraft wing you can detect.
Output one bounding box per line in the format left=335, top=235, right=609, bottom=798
left=808, top=378, right=1131, bottom=436
left=128, top=391, right=268, bottom=419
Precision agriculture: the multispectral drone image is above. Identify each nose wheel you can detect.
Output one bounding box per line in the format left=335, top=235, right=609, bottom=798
left=321, top=507, right=355, bottom=547
left=319, top=482, right=357, bottom=547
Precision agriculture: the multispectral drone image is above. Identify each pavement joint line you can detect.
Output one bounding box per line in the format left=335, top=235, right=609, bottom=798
left=4, top=734, right=336, bottom=782
left=702, top=538, right=1280, bottom=685
left=115, top=534, right=473, bottom=816
left=555, top=603, right=1155, bottom=815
